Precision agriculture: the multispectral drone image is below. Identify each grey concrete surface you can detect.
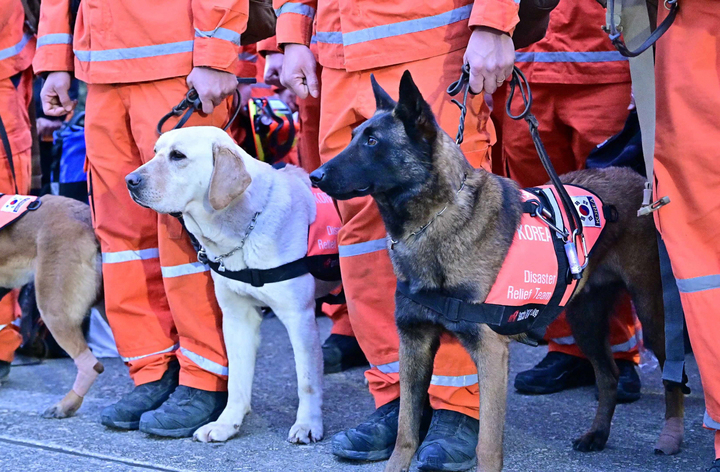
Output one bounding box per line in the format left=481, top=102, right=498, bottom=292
left=0, top=316, right=712, bottom=472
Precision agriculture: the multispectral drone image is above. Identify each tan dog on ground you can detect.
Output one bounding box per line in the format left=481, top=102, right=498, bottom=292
left=0, top=195, right=104, bottom=418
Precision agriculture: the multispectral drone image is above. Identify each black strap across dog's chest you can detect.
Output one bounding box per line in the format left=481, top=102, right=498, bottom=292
left=395, top=189, right=573, bottom=337
left=204, top=253, right=341, bottom=288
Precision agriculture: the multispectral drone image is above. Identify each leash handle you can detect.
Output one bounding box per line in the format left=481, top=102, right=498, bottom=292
left=447, top=64, right=473, bottom=145
left=156, top=77, right=257, bottom=135
left=605, top=0, right=678, bottom=58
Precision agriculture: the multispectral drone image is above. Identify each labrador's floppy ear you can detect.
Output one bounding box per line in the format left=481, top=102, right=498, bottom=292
left=208, top=142, right=252, bottom=211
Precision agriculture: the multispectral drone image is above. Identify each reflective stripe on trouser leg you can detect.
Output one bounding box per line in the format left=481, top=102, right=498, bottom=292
left=546, top=295, right=639, bottom=363
left=124, top=80, right=230, bottom=391
left=85, top=83, right=180, bottom=386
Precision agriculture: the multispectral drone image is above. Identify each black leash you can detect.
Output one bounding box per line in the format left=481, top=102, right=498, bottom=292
left=448, top=65, right=587, bottom=279
left=446, top=64, right=472, bottom=145
left=605, top=0, right=678, bottom=57
left=0, top=113, right=19, bottom=194
left=157, top=77, right=257, bottom=135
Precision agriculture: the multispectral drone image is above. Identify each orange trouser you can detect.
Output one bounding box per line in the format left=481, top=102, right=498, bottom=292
left=653, top=0, right=720, bottom=437
left=0, top=70, right=33, bottom=363
left=498, top=82, right=639, bottom=363
left=319, top=48, right=494, bottom=419
left=295, top=63, right=353, bottom=337
left=85, top=78, right=228, bottom=391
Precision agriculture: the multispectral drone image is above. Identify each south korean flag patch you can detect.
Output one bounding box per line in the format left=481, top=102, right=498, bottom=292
left=572, top=195, right=602, bottom=228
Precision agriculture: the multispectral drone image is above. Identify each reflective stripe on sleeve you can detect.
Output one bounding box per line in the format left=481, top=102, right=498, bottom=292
left=275, top=3, right=316, bottom=19
left=75, top=41, right=194, bottom=62
left=120, top=343, right=179, bottom=362
left=338, top=238, right=387, bottom=257
left=179, top=347, right=228, bottom=376
left=0, top=32, right=33, bottom=61
left=161, top=262, right=210, bottom=278
left=37, top=33, right=73, bottom=47
left=102, top=248, right=160, bottom=264
left=195, top=28, right=241, bottom=46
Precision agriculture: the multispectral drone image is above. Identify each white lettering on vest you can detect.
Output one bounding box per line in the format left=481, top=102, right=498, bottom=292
left=524, top=270, right=557, bottom=285
left=516, top=224, right=551, bottom=242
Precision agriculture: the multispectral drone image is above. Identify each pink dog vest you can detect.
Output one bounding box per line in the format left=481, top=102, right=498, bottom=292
left=0, top=194, right=41, bottom=231
left=396, top=184, right=610, bottom=336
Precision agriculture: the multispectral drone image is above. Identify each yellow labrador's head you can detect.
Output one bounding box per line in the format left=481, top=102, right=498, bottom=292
left=126, top=126, right=252, bottom=214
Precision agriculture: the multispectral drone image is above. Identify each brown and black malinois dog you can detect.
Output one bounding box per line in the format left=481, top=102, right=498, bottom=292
left=309, top=71, right=684, bottom=472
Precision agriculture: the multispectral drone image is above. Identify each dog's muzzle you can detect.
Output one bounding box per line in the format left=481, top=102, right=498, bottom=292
left=125, top=172, right=150, bottom=208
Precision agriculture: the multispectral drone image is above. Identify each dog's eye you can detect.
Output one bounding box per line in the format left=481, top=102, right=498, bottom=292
left=367, top=136, right=378, bottom=146
left=169, top=150, right=186, bottom=161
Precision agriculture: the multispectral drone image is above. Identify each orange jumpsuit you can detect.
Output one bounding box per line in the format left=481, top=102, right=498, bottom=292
left=34, top=0, right=248, bottom=390
left=275, top=0, right=519, bottom=418
left=652, top=0, right=720, bottom=453
left=0, top=0, right=35, bottom=363
left=494, top=0, right=639, bottom=363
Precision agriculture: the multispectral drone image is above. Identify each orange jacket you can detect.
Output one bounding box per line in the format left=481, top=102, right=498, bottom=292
left=514, top=0, right=630, bottom=85
left=0, top=1, right=36, bottom=81
left=33, top=0, right=249, bottom=84
left=273, top=0, right=520, bottom=72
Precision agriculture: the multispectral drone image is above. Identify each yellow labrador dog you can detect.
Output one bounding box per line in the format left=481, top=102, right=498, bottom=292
left=0, top=195, right=103, bottom=417
left=126, top=126, right=338, bottom=444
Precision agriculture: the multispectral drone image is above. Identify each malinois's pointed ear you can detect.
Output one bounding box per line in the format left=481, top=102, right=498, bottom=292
left=371, top=74, right=396, bottom=112
left=394, top=70, right=437, bottom=142
left=208, top=143, right=252, bottom=211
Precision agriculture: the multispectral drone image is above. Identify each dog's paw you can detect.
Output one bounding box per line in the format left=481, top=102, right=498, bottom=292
left=42, top=397, right=81, bottom=419
left=193, top=422, right=240, bottom=443
left=572, top=429, right=609, bottom=452
left=287, top=420, right=323, bottom=444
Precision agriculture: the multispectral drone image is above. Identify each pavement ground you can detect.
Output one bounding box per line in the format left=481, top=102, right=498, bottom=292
left=0, top=316, right=712, bottom=472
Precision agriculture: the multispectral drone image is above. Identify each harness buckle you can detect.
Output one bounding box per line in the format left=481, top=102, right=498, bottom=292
left=197, top=248, right=209, bottom=264
left=249, top=269, right=264, bottom=288
left=443, top=297, right=462, bottom=322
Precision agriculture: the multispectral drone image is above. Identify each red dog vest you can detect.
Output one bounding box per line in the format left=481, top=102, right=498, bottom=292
left=396, top=184, right=610, bottom=336
left=0, top=194, right=41, bottom=231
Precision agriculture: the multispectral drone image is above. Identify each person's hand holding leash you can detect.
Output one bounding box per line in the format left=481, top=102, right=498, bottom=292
left=464, top=27, right=515, bottom=94
left=280, top=44, right=319, bottom=99
left=187, top=67, right=238, bottom=114
left=264, top=52, right=284, bottom=87
left=40, top=72, right=75, bottom=117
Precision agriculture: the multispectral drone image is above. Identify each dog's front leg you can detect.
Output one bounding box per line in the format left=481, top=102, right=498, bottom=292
left=385, top=313, right=441, bottom=472
left=473, top=326, right=510, bottom=472
left=194, top=290, right=261, bottom=443
left=274, top=296, right=324, bottom=444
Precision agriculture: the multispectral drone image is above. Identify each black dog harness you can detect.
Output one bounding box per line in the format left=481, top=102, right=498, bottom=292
left=397, top=185, right=613, bottom=337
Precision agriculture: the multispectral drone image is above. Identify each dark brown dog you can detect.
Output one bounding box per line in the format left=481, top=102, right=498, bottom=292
left=310, top=71, right=684, bottom=472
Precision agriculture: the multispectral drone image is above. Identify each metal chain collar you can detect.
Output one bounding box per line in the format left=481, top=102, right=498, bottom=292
left=390, top=173, right=468, bottom=250
left=198, top=211, right=262, bottom=271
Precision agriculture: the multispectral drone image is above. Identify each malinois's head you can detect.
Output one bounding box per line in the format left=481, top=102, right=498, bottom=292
left=310, top=71, right=446, bottom=201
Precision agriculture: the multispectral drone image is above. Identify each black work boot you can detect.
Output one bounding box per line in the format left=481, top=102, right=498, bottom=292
left=514, top=351, right=595, bottom=394
left=139, top=386, right=227, bottom=438
left=707, top=458, right=720, bottom=471
left=0, top=360, right=10, bottom=382
left=101, top=360, right=180, bottom=430
left=332, top=398, right=401, bottom=461
left=322, top=334, right=368, bottom=374
left=416, top=409, right=478, bottom=472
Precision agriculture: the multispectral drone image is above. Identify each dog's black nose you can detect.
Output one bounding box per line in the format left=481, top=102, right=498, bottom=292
left=309, top=169, right=325, bottom=187
left=125, top=172, right=143, bottom=189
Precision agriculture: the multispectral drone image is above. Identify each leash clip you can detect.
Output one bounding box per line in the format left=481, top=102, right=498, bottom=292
left=637, top=182, right=671, bottom=216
